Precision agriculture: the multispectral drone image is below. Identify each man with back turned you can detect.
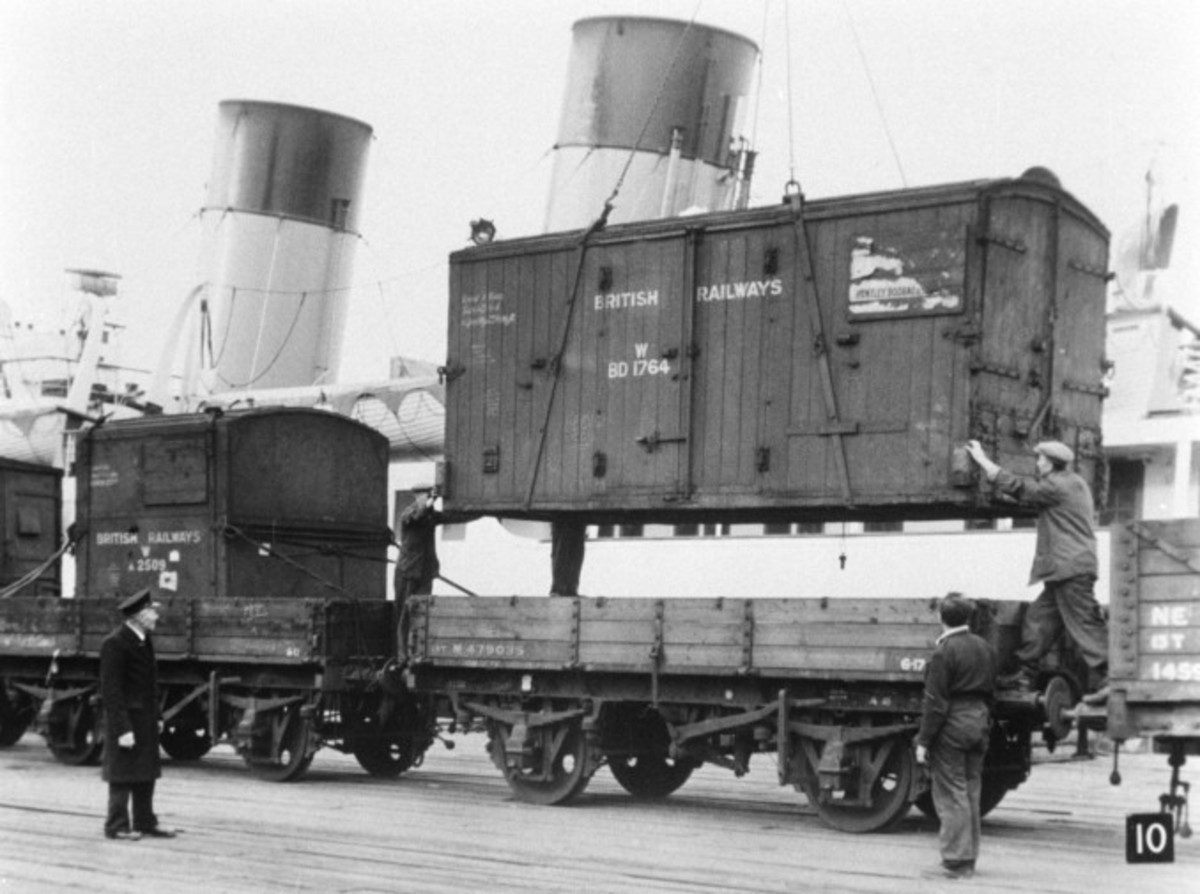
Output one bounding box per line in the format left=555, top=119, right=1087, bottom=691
left=915, top=592, right=997, bottom=880
left=99, top=588, right=177, bottom=840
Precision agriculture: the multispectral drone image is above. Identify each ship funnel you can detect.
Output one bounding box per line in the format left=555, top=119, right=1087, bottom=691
left=544, top=17, right=759, bottom=232
left=198, top=101, right=372, bottom=393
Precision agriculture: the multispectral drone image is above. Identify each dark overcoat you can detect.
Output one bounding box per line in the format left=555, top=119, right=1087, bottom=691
left=99, top=624, right=162, bottom=783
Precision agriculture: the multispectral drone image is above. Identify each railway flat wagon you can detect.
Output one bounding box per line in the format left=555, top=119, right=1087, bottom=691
left=443, top=170, right=1110, bottom=523
left=1104, top=518, right=1200, bottom=830
left=406, top=593, right=1055, bottom=832
left=0, top=408, right=423, bottom=780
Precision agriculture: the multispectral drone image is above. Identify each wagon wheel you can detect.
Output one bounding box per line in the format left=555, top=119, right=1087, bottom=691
left=609, top=753, right=699, bottom=799
left=488, top=718, right=592, bottom=805
left=799, top=734, right=915, bottom=833
left=47, top=697, right=103, bottom=766
left=914, top=721, right=1023, bottom=819
left=242, top=704, right=314, bottom=782
left=351, top=704, right=427, bottom=778
left=160, top=721, right=213, bottom=762
left=0, top=681, right=36, bottom=747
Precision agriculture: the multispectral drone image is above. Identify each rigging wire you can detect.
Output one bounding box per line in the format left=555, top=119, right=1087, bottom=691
left=603, top=2, right=704, bottom=214
left=211, top=290, right=312, bottom=389
left=749, top=0, right=770, bottom=150
left=841, top=0, right=908, bottom=187
left=782, top=0, right=800, bottom=192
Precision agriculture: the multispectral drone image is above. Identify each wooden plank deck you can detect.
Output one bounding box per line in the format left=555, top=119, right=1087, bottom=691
left=1, top=730, right=1196, bottom=893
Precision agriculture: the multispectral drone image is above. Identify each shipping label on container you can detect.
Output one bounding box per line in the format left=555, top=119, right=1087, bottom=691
left=847, top=231, right=965, bottom=319
left=459, top=290, right=515, bottom=329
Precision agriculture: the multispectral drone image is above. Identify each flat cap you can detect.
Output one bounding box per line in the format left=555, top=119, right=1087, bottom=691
left=1033, top=440, right=1074, bottom=465
left=118, top=588, right=158, bottom=616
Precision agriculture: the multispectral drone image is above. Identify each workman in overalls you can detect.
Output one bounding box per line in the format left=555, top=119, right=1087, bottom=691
left=915, top=593, right=997, bottom=880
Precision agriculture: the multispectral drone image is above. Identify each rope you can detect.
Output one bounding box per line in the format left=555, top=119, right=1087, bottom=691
left=0, top=537, right=72, bottom=599
left=218, top=521, right=362, bottom=599
left=218, top=521, right=396, bottom=665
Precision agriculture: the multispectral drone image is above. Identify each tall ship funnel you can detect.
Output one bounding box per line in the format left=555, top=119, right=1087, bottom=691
left=198, top=101, right=372, bottom=393
left=544, top=17, right=759, bottom=231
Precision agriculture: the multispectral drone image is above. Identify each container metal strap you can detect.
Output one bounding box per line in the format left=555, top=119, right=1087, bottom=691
left=790, top=195, right=854, bottom=504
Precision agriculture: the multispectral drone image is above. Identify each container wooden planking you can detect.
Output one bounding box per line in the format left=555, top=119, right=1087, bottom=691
left=411, top=594, right=1022, bottom=682
left=73, top=407, right=391, bottom=602
left=444, top=170, right=1109, bottom=523
left=0, top=458, right=62, bottom=596
left=1107, top=518, right=1200, bottom=746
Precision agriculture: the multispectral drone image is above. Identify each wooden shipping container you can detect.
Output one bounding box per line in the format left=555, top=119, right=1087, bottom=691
left=444, top=171, right=1109, bottom=523
left=74, top=407, right=391, bottom=602
left=0, top=458, right=62, bottom=597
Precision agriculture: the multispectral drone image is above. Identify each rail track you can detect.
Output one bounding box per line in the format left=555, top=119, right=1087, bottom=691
left=0, top=732, right=1195, bottom=893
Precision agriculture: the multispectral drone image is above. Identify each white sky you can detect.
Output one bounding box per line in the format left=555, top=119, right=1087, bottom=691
left=2, top=0, right=1197, bottom=384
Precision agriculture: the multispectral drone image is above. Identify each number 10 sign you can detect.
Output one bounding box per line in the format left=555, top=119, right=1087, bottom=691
left=1126, top=813, right=1174, bottom=863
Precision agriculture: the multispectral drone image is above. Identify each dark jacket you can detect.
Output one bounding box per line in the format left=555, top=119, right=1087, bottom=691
left=396, top=500, right=442, bottom=582
left=100, top=624, right=162, bottom=783
left=992, top=467, right=1098, bottom=584
left=916, top=627, right=997, bottom=748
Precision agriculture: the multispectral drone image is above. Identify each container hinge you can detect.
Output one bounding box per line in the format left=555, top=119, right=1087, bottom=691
left=977, top=233, right=1027, bottom=253
left=944, top=320, right=982, bottom=345
left=969, top=360, right=1022, bottom=380
left=1061, top=378, right=1109, bottom=398
left=1067, top=259, right=1113, bottom=281
left=635, top=431, right=687, bottom=453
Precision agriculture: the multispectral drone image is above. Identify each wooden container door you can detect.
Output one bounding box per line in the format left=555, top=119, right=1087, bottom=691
left=973, top=186, right=1107, bottom=484
left=574, top=237, right=690, bottom=502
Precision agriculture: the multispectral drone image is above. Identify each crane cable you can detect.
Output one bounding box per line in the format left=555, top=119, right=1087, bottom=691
left=749, top=0, right=770, bottom=151
left=603, top=2, right=705, bottom=215
left=782, top=0, right=801, bottom=194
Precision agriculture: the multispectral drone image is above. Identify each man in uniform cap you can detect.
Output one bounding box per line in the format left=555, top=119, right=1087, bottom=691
left=964, top=440, right=1109, bottom=702
left=99, top=588, right=177, bottom=840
